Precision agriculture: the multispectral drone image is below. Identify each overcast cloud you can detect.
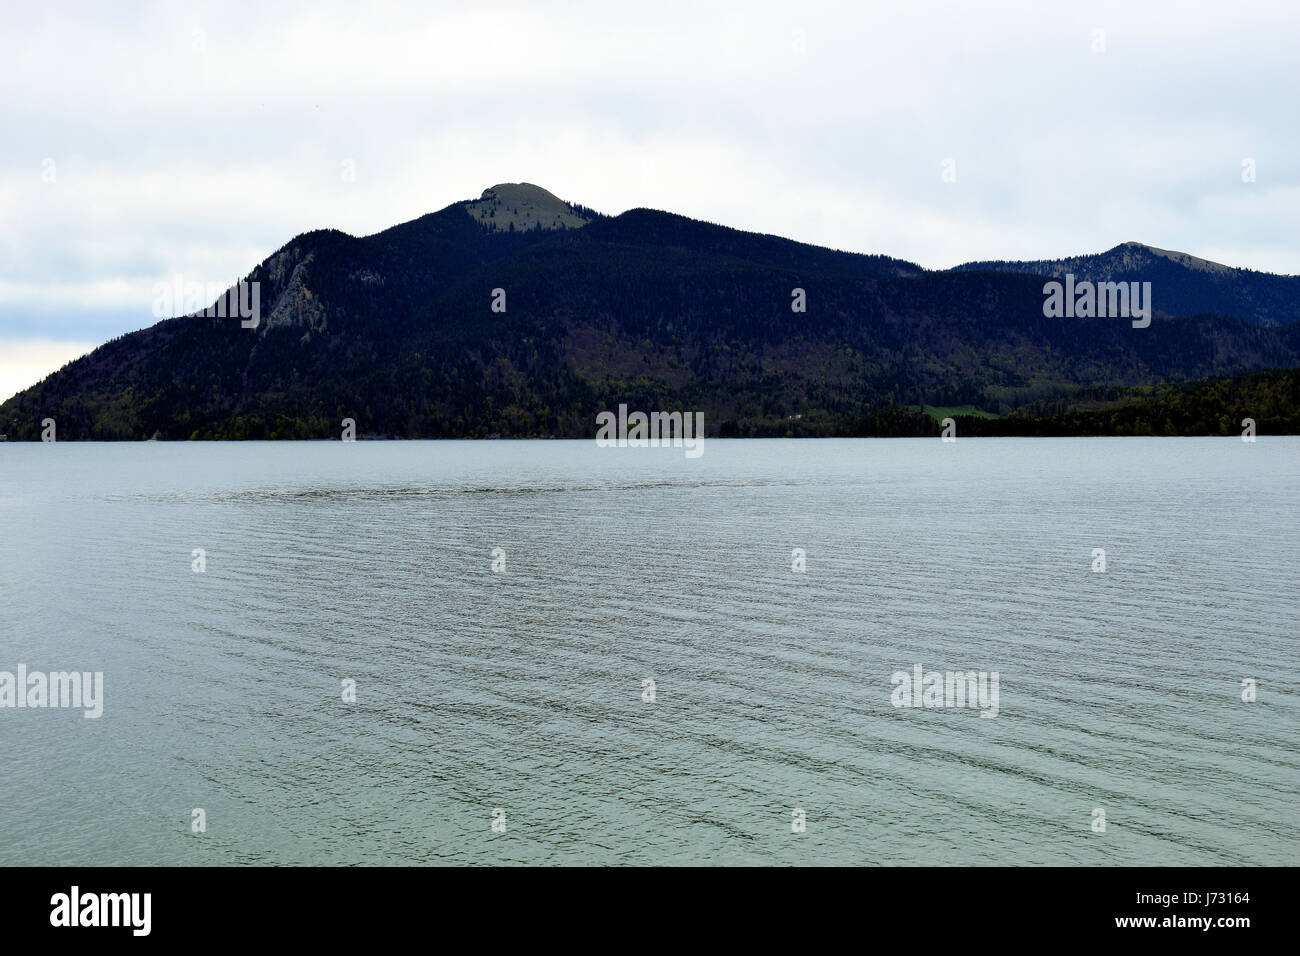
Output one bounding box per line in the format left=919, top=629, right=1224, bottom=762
left=2, top=0, right=1298, bottom=396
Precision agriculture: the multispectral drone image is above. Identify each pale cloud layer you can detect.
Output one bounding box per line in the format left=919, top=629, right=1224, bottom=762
left=2, top=0, right=1298, bottom=399
left=0, top=339, right=96, bottom=410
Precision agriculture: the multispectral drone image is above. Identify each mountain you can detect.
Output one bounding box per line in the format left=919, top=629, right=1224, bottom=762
left=2, top=184, right=1298, bottom=440
left=951, top=241, right=1300, bottom=327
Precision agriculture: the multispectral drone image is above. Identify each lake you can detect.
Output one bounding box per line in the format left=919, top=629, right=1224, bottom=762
left=1, top=437, right=1296, bottom=865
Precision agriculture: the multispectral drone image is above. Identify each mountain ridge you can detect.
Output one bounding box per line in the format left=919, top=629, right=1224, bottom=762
left=949, top=240, right=1300, bottom=326
left=2, top=186, right=1298, bottom=439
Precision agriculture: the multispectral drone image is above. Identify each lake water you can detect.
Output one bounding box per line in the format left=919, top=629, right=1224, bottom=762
left=0, top=438, right=1296, bottom=865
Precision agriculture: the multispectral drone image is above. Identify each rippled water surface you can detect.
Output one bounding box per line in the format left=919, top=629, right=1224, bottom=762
left=1, top=438, right=1296, bottom=865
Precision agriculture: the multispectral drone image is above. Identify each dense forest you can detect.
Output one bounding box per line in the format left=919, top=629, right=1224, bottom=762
left=951, top=368, right=1300, bottom=438
left=2, top=184, right=1297, bottom=440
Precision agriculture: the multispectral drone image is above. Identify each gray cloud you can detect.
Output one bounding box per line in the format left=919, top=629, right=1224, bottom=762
left=2, top=0, right=1297, bottom=382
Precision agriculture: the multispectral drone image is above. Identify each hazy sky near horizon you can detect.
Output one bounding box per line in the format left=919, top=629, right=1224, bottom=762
left=2, top=0, right=1298, bottom=399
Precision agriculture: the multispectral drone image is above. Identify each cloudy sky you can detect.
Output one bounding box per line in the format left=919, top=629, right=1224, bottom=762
left=2, top=0, right=1297, bottom=400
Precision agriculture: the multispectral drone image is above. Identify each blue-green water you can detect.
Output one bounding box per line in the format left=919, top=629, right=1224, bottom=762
left=1, top=438, right=1296, bottom=865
